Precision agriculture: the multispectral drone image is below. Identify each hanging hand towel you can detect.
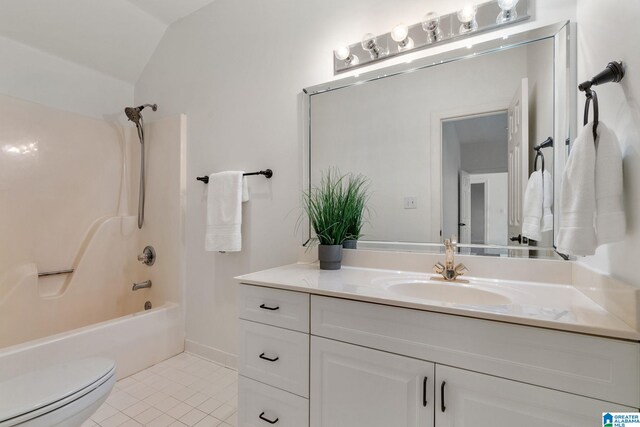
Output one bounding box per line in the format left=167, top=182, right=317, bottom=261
left=205, top=171, right=248, bottom=252
left=522, top=170, right=544, bottom=241
left=557, top=122, right=597, bottom=256
left=594, top=122, right=625, bottom=245
left=541, top=169, right=553, bottom=233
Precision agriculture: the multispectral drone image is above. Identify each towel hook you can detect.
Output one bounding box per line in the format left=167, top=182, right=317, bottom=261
left=578, top=61, right=625, bottom=146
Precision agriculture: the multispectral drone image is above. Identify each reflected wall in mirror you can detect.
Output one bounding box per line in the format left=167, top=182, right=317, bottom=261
left=305, top=22, right=573, bottom=259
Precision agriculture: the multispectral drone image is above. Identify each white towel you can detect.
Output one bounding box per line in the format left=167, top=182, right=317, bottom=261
left=594, top=122, right=625, bottom=245
left=522, top=169, right=553, bottom=241
left=205, top=171, right=249, bottom=252
left=557, top=122, right=597, bottom=256
left=541, top=169, right=553, bottom=233
left=522, top=171, right=543, bottom=241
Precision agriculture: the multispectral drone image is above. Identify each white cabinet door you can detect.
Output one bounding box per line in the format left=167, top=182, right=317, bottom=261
left=435, top=365, right=636, bottom=427
left=310, top=336, right=434, bottom=427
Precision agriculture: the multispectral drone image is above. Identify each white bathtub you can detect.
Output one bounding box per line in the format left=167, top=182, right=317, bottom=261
left=0, top=302, right=184, bottom=382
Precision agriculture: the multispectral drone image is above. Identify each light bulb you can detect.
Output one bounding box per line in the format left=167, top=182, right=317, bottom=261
left=422, top=11, right=442, bottom=43
left=497, top=0, right=519, bottom=23
left=391, top=24, right=409, bottom=43
left=361, top=33, right=377, bottom=51
left=361, top=33, right=384, bottom=58
left=498, top=0, right=519, bottom=10
left=457, top=4, right=478, bottom=34
left=334, top=45, right=359, bottom=66
left=391, top=24, right=413, bottom=49
left=457, top=4, right=477, bottom=23
left=334, top=46, right=350, bottom=61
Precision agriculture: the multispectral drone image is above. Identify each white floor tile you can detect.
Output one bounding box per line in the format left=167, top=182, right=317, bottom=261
left=210, top=404, right=235, bottom=422
left=100, top=412, right=131, bottom=427
left=91, top=353, right=237, bottom=427
left=146, top=413, right=178, bottom=427
left=193, top=416, right=222, bottom=427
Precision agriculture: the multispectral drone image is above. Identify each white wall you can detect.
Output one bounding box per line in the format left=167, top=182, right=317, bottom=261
left=576, top=1, right=640, bottom=288
left=0, top=35, right=133, bottom=119
left=135, top=0, right=577, bottom=363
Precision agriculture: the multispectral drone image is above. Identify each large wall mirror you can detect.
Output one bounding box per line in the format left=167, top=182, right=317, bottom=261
left=304, top=22, right=575, bottom=259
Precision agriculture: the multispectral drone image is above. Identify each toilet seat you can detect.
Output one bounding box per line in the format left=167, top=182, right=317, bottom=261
left=0, top=358, right=116, bottom=427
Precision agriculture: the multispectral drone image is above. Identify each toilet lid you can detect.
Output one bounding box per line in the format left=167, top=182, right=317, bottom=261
left=0, top=358, right=115, bottom=424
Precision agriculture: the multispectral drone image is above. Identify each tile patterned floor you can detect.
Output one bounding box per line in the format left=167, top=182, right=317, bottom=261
left=82, top=353, right=238, bottom=427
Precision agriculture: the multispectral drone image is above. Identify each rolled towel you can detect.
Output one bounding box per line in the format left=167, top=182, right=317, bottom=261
left=595, top=122, right=625, bottom=245
left=557, top=122, right=597, bottom=256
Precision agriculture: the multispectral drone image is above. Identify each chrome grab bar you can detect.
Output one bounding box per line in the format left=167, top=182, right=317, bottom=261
left=38, top=269, right=74, bottom=277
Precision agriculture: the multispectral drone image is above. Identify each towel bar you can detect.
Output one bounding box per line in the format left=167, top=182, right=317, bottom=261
left=197, top=169, right=273, bottom=184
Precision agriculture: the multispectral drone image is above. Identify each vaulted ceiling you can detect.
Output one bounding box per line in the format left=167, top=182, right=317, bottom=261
left=0, top=0, right=216, bottom=83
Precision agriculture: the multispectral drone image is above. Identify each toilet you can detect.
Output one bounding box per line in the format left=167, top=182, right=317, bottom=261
left=0, top=358, right=115, bottom=427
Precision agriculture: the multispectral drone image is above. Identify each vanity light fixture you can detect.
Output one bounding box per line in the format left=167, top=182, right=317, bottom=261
left=457, top=4, right=478, bottom=34
left=421, top=12, right=442, bottom=44
left=334, top=45, right=359, bottom=66
left=332, top=0, right=530, bottom=74
left=391, top=23, right=414, bottom=50
left=361, top=33, right=385, bottom=59
left=497, top=0, right=520, bottom=23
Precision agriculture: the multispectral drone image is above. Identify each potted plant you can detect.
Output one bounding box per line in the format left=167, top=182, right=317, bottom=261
left=342, top=173, right=370, bottom=249
left=303, top=169, right=350, bottom=270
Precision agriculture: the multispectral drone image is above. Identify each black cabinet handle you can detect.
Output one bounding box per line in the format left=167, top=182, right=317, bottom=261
left=259, top=303, right=280, bottom=311
left=441, top=381, right=446, bottom=412
left=422, top=376, right=428, bottom=407
left=259, top=353, right=279, bottom=362
left=259, top=412, right=279, bottom=424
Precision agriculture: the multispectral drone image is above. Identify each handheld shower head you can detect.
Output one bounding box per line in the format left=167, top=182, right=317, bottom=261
left=124, top=104, right=157, bottom=126
left=125, top=106, right=142, bottom=125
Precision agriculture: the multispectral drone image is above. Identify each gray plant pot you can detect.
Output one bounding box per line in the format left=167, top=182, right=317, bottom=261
left=318, top=244, right=343, bottom=270
left=342, top=239, right=358, bottom=249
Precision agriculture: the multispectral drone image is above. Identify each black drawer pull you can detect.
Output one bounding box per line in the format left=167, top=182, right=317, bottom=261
left=259, top=303, right=280, bottom=311
left=259, top=412, right=279, bottom=424
left=441, top=381, right=446, bottom=412
left=259, top=353, right=280, bottom=362
left=422, top=376, right=428, bottom=407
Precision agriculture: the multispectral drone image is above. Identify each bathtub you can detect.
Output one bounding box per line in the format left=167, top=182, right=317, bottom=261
left=0, top=302, right=184, bottom=382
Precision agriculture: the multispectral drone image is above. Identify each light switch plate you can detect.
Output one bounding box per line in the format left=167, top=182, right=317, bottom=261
left=404, top=197, right=417, bottom=209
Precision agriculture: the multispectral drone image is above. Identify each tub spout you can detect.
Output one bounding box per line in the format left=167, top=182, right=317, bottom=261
left=132, top=280, right=152, bottom=291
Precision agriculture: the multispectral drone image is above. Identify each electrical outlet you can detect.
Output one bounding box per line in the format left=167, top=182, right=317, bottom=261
left=404, top=197, right=417, bottom=209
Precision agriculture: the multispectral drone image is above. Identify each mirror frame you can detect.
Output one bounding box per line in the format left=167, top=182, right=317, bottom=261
left=302, top=21, right=576, bottom=259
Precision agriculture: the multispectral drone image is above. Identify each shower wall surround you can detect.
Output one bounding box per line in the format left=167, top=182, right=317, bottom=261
left=0, top=94, right=185, bottom=348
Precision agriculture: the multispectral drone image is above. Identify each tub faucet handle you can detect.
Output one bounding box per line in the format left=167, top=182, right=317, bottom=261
left=138, top=246, right=156, bottom=266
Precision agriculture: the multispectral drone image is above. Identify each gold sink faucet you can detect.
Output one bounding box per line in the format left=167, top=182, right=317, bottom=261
left=433, top=235, right=468, bottom=281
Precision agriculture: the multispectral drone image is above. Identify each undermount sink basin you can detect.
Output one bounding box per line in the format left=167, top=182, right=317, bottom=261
left=386, top=280, right=511, bottom=306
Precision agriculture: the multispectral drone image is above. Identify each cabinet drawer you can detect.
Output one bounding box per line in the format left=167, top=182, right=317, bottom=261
left=239, top=284, right=309, bottom=332
left=311, top=295, right=640, bottom=407
left=239, top=376, right=309, bottom=427
left=239, top=319, right=309, bottom=397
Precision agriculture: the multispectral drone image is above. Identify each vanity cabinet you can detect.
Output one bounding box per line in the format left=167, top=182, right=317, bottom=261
left=435, top=365, right=631, bottom=427
left=238, top=284, right=640, bottom=427
left=310, top=336, right=434, bottom=427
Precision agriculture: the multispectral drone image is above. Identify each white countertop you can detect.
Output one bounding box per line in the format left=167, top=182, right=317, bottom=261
left=236, top=263, right=640, bottom=341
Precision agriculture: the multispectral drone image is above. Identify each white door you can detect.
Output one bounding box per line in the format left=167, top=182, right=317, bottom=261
left=435, top=365, right=634, bottom=427
left=311, top=336, right=435, bottom=427
left=507, top=78, right=529, bottom=246
left=458, top=170, right=471, bottom=244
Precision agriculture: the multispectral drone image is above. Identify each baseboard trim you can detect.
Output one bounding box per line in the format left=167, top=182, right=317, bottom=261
left=185, top=339, right=238, bottom=370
